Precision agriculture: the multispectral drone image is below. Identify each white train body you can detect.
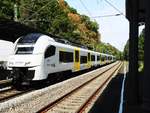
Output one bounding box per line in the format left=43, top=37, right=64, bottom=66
left=7, top=33, right=115, bottom=85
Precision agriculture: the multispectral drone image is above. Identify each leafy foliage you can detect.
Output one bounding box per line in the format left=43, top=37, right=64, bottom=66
left=0, top=0, right=14, bottom=19
left=96, top=43, right=122, bottom=60
left=0, top=0, right=121, bottom=58
left=123, top=40, right=129, bottom=60
left=123, top=28, right=144, bottom=61
left=138, top=29, right=144, bottom=61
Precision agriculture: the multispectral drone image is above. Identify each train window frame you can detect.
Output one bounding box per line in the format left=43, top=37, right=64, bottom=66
left=80, top=56, right=87, bottom=64
left=97, top=55, right=100, bottom=61
left=91, top=55, right=95, bottom=61
left=44, top=45, right=56, bottom=58
left=101, top=55, right=105, bottom=61
left=59, top=51, right=73, bottom=63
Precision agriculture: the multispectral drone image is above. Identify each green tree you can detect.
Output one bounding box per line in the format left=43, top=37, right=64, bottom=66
left=138, top=29, right=144, bottom=61
left=1, top=0, right=100, bottom=52
left=96, top=42, right=122, bottom=59
left=0, top=0, right=14, bottom=19
left=123, top=40, right=129, bottom=60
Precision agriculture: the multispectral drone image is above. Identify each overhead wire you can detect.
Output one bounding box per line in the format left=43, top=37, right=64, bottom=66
left=91, top=14, right=122, bottom=18
left=103, top=0, right=125, bottom=16
left=20, top=0, right=125, bottom=22
left=79, top=0, right=93, bottom=17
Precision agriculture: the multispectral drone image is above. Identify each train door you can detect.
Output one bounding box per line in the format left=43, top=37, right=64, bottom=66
left=74, top=49, right=80, bottom=71
left=87, top=52, right=91, bottom=68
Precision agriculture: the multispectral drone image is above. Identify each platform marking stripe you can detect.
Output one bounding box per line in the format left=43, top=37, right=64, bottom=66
left=118, top=62, right=127, bottom=113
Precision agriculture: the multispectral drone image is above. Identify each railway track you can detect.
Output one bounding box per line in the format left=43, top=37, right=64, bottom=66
left=37, top=62, right=122, bottom=113
left=0, top=79, right=12, bottom=89
left=0, top=87, right=33, bottom=103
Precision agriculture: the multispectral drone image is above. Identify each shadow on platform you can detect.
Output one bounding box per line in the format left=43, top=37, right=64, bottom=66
left=123, top=71, right=143, bottom=113
left=89, top=71, right=143, bottom=113
left=89, top=73, right=124, bottom=113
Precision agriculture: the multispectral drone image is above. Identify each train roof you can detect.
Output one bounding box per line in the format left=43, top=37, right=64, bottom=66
left=18, top=33, right=115, bottom=57
left=48, top=38, right=113, bottom=57
left=41, top=34, right=115, bottom=57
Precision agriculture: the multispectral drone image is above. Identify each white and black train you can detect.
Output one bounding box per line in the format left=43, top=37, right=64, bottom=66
left=8, top=33, right=116, bottom=86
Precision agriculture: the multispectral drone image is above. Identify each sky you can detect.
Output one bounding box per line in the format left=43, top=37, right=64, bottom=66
left=66, top=0, right=129, bottom=51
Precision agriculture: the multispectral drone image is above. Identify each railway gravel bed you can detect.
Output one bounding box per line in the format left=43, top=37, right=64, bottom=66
left=0, top=88, right=21, bottom=102
left=38, top=62, right=122, bottom=113
left=0, top=88, right=34, bottom=103
left=0, top=61, right=119, bottom=113
left=81, top=62, right=123, bottom=113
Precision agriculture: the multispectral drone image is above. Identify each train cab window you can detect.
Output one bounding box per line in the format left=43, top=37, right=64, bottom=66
left=80, top=56, right=87, bottom=64
left=45, top=46, right=56, bottom=58
left=59, top=51, right=73, bottom=63
left=91, top=55, right=95, bottom=61
left=75, top=50, right=79, bottom=62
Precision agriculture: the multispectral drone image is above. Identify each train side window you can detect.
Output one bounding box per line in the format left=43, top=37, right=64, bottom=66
left=105, top=56, right=107, bottom=61
left=88, top=53, right=90, bottom=61
left=102, top=56, right=105, bottom=61
left=91, top=55, right=95, bottom=61
left=106, top=56, right=108, bottom=60
left=80, top=56, right=87, bottom=64
left=109, top=56, right=111, bottom=60
left=97, top=55, right=100, bottom=61
left=59, top=51, right=73, bottom=63
left=75, top=50, right=79, bottom=62
left=45, top=46, right=56, bottom=58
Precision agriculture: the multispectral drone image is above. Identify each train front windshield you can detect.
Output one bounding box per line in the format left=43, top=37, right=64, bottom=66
left=16, top=47, right=34, bottom=54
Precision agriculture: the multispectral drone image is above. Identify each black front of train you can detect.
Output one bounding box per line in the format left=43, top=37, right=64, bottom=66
left=10, top=68, right=35, bottom=87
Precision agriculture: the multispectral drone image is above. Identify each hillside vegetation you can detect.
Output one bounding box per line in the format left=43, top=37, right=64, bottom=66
left=0, top=0, right=122, bottom=59
left=124, top=29, right=144, bottom=61
left=123, top=28, right=144, bottom=71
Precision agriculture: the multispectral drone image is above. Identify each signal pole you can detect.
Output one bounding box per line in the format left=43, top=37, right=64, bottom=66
left=14, top=0, right=19, bottom=21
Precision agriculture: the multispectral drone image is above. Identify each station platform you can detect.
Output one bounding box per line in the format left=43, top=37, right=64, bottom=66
left=89, top=62, right=142, bottom=113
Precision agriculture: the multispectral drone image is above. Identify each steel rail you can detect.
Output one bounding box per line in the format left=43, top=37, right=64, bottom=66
left=0, top=88, right=33, bottom=103
left=37, top=62, right=122, bottom=113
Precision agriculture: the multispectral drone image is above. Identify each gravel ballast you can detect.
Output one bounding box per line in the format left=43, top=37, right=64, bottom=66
left=0, top=62, right=118, bottom=113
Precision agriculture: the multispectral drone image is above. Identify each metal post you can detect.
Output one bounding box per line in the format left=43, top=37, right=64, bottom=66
left=125, top=0, right=139, bottom=107
left=14, top=3, right=18, bottom=21
left=143, top=0, right=150, bottom=112
left=14, top=0, right=20, bottom=22
left=128, top=20, right=139, bottom=102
